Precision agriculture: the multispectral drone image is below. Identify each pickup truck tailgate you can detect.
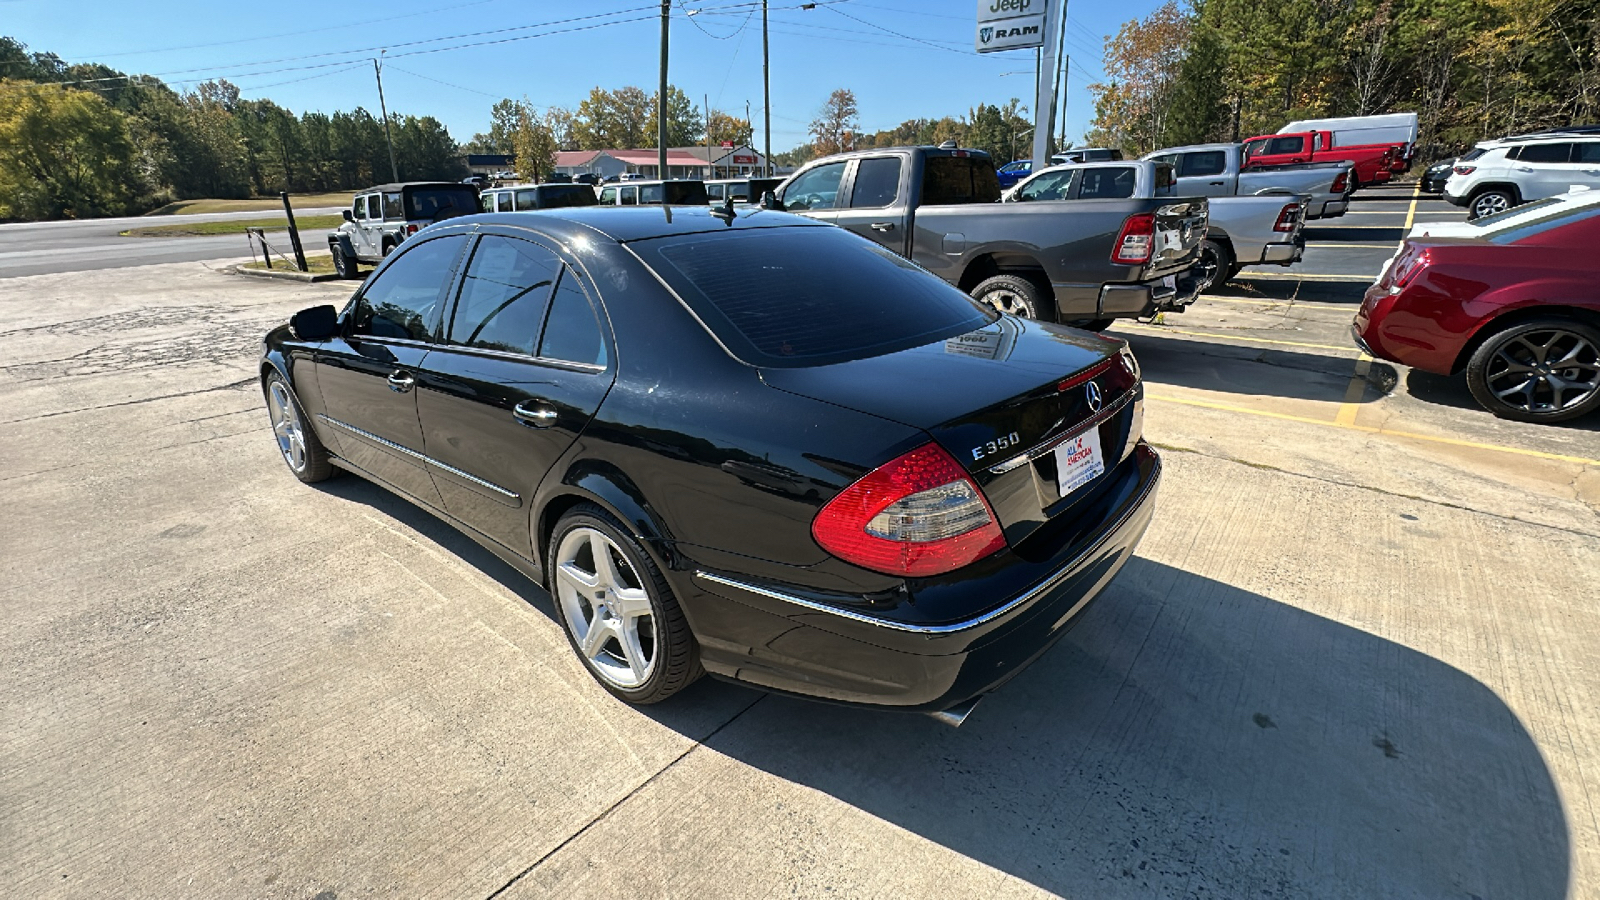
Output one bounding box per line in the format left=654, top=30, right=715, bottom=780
left=1151, top=200, right=1207, bottom=271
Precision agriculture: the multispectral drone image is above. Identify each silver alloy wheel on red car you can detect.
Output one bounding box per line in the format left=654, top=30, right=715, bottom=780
left=1468, top=320, right=1600, bottom=422
left=554, top=526, right=659, bottom=690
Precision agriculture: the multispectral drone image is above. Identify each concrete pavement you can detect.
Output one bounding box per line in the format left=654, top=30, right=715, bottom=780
left=1, top=254, right=1596, bottom=898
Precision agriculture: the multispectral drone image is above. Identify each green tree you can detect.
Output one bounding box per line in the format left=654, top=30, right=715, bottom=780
left=0, top=81, right=139, bottom=218
left=512, top=102, right=558, bottom=182
left=644, top=85, right=702, bottom=147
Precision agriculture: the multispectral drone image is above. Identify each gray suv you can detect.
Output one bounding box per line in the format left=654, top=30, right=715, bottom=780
left=328, top=182, right=481, bottom=279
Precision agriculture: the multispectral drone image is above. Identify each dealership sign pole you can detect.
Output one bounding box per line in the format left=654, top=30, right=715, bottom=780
left=976, top=0, right=1062, bottom=173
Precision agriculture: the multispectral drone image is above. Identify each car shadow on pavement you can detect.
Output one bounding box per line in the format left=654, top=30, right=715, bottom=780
left=692, top=556, right=1569, bottom=899
left=1108, top=332, right=1398, bottom=405
left=1405, top=369, right=1600, bottom=432
left=1215, top=277, right=1373, bottom=304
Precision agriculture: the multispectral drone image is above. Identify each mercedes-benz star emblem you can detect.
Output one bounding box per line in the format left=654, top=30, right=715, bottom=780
left=1084, top=381, right=1103, bottom=412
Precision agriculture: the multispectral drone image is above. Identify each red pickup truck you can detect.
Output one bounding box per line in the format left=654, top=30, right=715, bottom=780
left=1241, top=131, right=1398, bottom=188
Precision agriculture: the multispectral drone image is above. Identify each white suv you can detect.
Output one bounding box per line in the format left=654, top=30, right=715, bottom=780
left=1444, top=134, right=1600, bottom=219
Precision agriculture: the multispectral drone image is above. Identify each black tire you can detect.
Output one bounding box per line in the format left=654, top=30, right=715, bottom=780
left=970, top=273, right=1050, bottom=319
left=330, top=243, right=360, bottom=280
left=1465, top=318, right=1600, bottom=423
left=548, top=504, right=702, bottom=704
left=1192, top=239, right=1234, bottom=294
left=1468, top=187, right=1517, bottom=220
left=263, top=372, right=335, bottom=483
left=380, top=238, right=396, bottom=257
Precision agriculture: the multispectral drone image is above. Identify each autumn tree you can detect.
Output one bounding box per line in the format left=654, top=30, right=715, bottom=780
left=1086, top=1, right=1192, bottom=155
left=512, top=101, right=558, bottom=183
left=644, top=85, right=702, bottom=148
left=464, top=98, right=524, bottom=154
left=705, top=109, right=753, bottom=146
left=809, top=88, right=859, bottom=156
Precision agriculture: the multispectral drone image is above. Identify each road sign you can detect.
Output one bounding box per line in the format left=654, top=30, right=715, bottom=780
left=976, top=0, right=1048, bottom=53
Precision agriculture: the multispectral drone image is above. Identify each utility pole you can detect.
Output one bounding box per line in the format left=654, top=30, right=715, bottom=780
left=373, top=52, right=398, bottom=182
left=1055, top=22, right=1068, bottom=151
left=1030, top=0, right=1064, bottom=172
left=762, top=0, right=771, bottom=176
left=658, top=0, right=670, bottom=180
left=705, top=93, right=713, bottom=179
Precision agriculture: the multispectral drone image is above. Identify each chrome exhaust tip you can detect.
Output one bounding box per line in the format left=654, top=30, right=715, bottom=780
left=928, top=696, right=982, bottom=728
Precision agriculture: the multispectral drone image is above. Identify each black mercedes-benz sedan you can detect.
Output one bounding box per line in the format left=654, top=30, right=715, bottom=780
left=260, top=205, right=1161, bottom=719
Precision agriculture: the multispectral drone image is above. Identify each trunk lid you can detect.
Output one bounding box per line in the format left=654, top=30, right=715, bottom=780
left=761, top=317, right=1143, bottom=544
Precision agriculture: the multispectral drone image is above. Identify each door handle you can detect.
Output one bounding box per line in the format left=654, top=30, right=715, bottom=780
left=1208, top=181, right=1225, bottom=186
left=386, top=371, right=415, bottom=393
left=512, top=401, right=558, bottom=428
left=1515, top=166, right=1535, bottom=172
left=869, top=222, right=896, bottom=232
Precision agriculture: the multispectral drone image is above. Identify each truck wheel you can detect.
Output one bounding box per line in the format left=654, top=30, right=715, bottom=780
left=331, top=244, right=360, bottom=280
left=970, top=274, right=1048, bottom=319
left=1465, top=317, right=1600, bottom=422
left=380, top=238, right=396, bottom=257
left=1192, top=239, right=1233, bottom=294
left=1469, top=188, right=1516, bottom=220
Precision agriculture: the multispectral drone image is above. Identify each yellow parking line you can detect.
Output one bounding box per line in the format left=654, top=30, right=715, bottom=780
left=1334, top=353, right=1373, bottom=426
left=1146, top=392, right=1600, bottom=466
left=1237, top=272, right=1373, bottom=282
left=1401, top=187, right=1421, bottom=232
left=1118, top=323, right=1356, bottom=353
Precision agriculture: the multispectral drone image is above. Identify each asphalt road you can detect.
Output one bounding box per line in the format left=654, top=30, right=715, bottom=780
left=2, top=185, right=1598, bottom=898
left=0, top=207, right=341, bottom=279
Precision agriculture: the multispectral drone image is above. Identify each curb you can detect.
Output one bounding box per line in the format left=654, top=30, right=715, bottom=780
left=233, top=265, right=341, bottom=284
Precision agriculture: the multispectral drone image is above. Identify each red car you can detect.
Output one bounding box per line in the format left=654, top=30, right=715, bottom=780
left=1353, top=191, right=1600, bottom=423
left=1242, top=131, right=1397, bottom=189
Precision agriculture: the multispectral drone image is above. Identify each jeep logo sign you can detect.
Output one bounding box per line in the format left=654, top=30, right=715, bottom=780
left=975, top=0, right=1047, bottom=53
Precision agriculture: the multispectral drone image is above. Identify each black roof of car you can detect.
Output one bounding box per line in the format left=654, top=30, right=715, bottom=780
left=359, top=181, right=479, bottom=193
left=462, top=205, right=828, bottom=243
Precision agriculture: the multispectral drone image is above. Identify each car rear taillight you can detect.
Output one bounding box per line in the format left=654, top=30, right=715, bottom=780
left=1273, top=202, right=1300, bottom=232
left=406, top=224, right=419, bottom=235
left=1331, top=171, right=1348, bottom=193
left=1389, top=248, right=1430, bottom=291
left=811, top=442, right=1006, bottom=578
left=1111, top=213, right=1155, bottom=265
left=1453, top=165, right=1476, bottom=176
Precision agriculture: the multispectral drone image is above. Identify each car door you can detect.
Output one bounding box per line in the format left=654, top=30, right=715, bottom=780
left=1172, top=150, right=1231, bottom=196
left=1573, top=141, right=1600, bottom=187
left=349, top=195, right=377, bottom=258
left=1514, top=142, right=1580, bottom=200
left=414, top=233, right=616, bottom=557
left=777, top=160, right=848, bottom=225
left=314, top=232, right=470, bottom=508
left=832, top=156, right=909, bottom=255
left=362, top=195, right=388, bottom=255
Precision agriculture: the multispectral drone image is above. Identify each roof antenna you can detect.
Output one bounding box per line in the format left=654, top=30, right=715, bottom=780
left=711, top=190, right=737, bottom=223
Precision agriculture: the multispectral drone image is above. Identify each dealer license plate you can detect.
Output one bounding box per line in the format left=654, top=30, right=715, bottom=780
left=1162, top=274, right=1177, bottom=290
left=1054, top=429, right=1106, bottom=497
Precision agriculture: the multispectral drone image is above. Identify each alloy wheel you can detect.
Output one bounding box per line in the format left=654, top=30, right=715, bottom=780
left=1472, top=192, right=1510, bottom=218
left=1485, top=328, right=1600, bottom=415
left=267, top=381, right=307, bottom=473
left=554, top=527, right=659, bottom=690
left=981, top=288, right=1033, bottom=318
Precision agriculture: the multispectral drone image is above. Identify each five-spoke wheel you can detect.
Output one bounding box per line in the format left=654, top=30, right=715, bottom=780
left=264, top=373, right=334, bottom=482
left=1467, top=318, right=1600, bottom=422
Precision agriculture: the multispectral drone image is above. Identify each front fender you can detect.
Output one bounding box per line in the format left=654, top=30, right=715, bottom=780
left=329, top=232, right=355, bottom=256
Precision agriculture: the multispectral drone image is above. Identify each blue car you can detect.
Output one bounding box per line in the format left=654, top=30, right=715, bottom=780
left=996, top=159, right=1032, bottom=189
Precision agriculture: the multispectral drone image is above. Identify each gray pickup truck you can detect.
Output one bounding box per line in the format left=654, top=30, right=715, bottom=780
left=771, top=145, right=1207, bottom=328
left=1005, top=160, right=1306, bottom=291
left=1143, top=143, right=1352, bottom=220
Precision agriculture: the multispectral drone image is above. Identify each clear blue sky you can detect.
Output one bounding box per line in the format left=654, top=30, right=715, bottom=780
left=3, top=0, right=1164, bottom=154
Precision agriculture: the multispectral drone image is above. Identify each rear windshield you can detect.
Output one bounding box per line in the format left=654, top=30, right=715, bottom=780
left=921, top=156, right=1001, bottom=205
left=637, top=226, right=997, bottom=368
left=641, top=182, right=710, bottom=205
left=405, top=187, right=479, bottom=221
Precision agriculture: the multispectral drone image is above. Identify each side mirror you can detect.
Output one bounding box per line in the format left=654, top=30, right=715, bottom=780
left=759, top=191, right=785, bottom=211
left=341, top=209, right=354, bottom=223
left=289, top=305, right=339, bottom=342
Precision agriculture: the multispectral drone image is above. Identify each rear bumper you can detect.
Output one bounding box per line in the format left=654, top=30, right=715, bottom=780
left=1444, top=190, right=1471, bottom=208
left=1099, top=273, right=1202, bottom=317
left=1261, top=237, right=1304, bottom=265
left=679, top=443, right=1162, bottom=712
left=1308, top=198, right=1348, bottom=219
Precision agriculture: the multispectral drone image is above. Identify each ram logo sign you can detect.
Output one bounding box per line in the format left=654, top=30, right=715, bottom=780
left=975, top=0, right=1048, bottom=53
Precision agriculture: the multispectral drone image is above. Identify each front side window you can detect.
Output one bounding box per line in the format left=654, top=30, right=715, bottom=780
left=850, top=157, right=903, bottom=208
left=599, top=186, right=617, bottom=204
left=349, top=235, right=467, bottom=341
left=1242, top=139, right=1267, bottom=161
left=446, top=236, right=561, bottom=356
left=707, top=184, right=725, bottom=200
left=1017, top=169, right=1075, bottom=202
left=1179, top=151, right=1226, bottom=177
left=539, top=270, right=608, bottom=367
left=782, top=162, right=846, bottom=210
left=353, top=197, right=368, bottom=220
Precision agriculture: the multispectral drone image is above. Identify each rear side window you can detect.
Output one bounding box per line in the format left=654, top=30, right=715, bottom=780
left=1518, top=143, right=1572, bottom=163
left=640, top=226, right=996, bottom=368
left=850, top=157, right=902, bottom=208
left=383, top=193, right=403, bottom=219
left=540, top=185, right=599, bottom=208
left=1179, top=151, right=1226, bottom=177
left=921, top=156, right=1001, bottom=205
left=350, top=235, right=468, bottom=341
left=1460, top=147, right=1489, bottom=162
left=539, top=271, right=608, bottom=367
left=1266, top=136, right=1304, bottom=155
left=406, top=188, right=477, bottom=220
left=620, top=186, right=638, bottom=206
left=446, top=236, right=561, bottom=356
left=1077, top=167, right=1138, bottom=199
left=516, top=190, right=538, bottom=211
left=1574, top=142, right=1600, bottom=163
